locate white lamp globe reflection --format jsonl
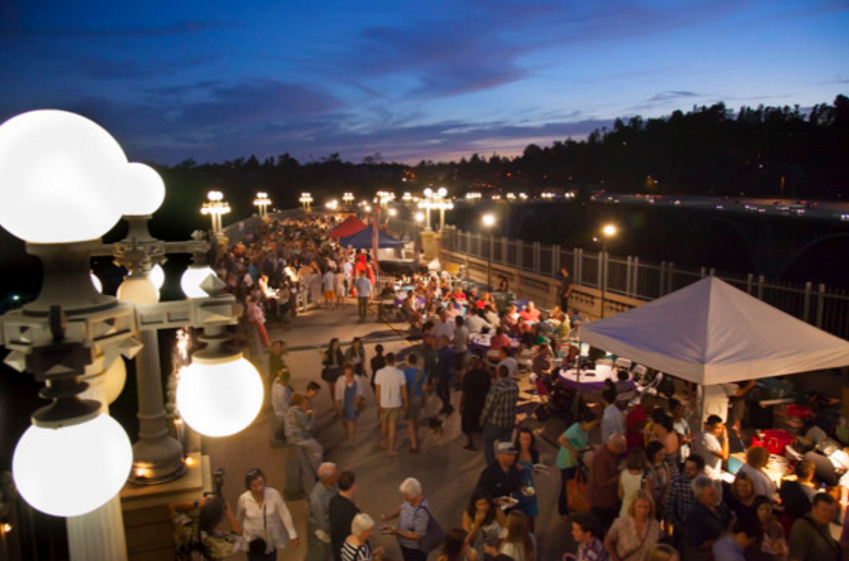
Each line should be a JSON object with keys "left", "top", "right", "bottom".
{"left": 90, "top": 272, "right": 103, "bottom": 294}
{"left": 180, "top": 266, "right": 217, "bottom": 299}
{"left": 149, "top": 263, "right": 165, "bottom": 290}
{"left": 0, "top": 110, "right": 128, "bottom": 243}
{"left": 12, "top": 414, "right": 132, "bottom": 517}
{"left": 117, "top": 276, "right": 159, "bottom": 305}
{"left": 176, "top": 356, "right": 263, "bottom": 437}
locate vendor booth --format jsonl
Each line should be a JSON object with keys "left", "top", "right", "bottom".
{"left": 579, "top": 276, "right": 849, "bottom": 388}
{"left": 580, "top": 276, "right": 849, "bottom": 488}
{"left": 328, "top": 216, "right": 367, "bottom": 239}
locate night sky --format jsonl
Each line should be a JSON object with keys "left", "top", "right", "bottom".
{"left": 1, "top": 0, "right": 847, "bottom": 165}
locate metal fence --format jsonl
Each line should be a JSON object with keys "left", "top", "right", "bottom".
{"left": 396, "top": 220, "right": 849, "bottom": 340}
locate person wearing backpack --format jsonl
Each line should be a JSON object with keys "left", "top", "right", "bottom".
{"left": 382, "top": 477, "right": 444, "bottom": 561}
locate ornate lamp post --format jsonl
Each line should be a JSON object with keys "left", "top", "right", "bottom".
{"left": 342, "top": 192, "right": 354, "bottom": 208}
{"left": 201, "top": 190, "right": 230, "bottom": 234}
{"left": 253, "top": 192, "right": 271, "bottom": 219}
{"left": 0, "top": 110, "right": 263, "bottom": 560}
{"left": 482, "top": 213, "right": 497, "bottom": 289}
{"left": 299, "top": 192, "right": 313, "bottom": 213}
{"left": 598, "top": 223, "right": 618, "bottom": 319}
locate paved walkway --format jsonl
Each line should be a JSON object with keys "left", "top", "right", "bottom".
{"left": 203, "top": 301, "right": 576, "bottom": 561}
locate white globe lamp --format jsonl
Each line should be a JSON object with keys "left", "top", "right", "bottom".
{"left": 12, "top": 413, "right": 132, "bottom": 517}
{"left": 180, "top": 266, "right": 217, "bottom": 299}
{"left": 117, "top": 276, "right": 159, "bottom": 305}
{"left": 0, "top": 110, "right": 128, "bottom": 243}
{"left": 121, "top": 162, "right": 165, "bottom": 216}
{"left": 177, "top": 352, "right": 263, "bottom": 437}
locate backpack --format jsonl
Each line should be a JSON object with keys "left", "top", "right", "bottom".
{"left": 415, "top": 504, "right": 446, "bottom": 554}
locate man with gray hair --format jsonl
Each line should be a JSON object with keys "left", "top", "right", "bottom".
{"left": 685, "top": 474, "right": 732, "bottom": 561}
{"left": 587, "top": 433, "right": 626, "bottom": 533}
{"left": 307, "top": 462, "right": 339, "bottom": 561}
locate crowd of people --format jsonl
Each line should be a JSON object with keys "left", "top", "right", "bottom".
{"left": 168, "top": 215, "right": 849, "bottom": 561}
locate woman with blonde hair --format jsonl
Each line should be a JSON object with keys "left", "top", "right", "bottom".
{"left": 738, "top": 445, "right": 777, "bottom": 500}
{"left": 605, "top": 490, "right": 661, "bottom": 561}
{"left": 724, "top": 470, "right": 759, "bottom": 521}
{"left": 485, "top": 511, "right": 536, "bottom": 561}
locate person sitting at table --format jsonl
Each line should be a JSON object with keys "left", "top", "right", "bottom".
{"left": 401, "top": 292, "right": 423, "bottom": 330}
{"left": 531, "top": 343, "right": 553, "bottom": 398}
{"left": 536, "top": 312, "right": 553, "bottom": 338}
{"left": 501, "top": 305, "right": 519, "bottom": 333}
{"left": 553, "top": 312, "right": 571, "bottom": 345}
{"left": 483, "top": 304, "right": 501, "bottom": 327}
{"left": 489, "top": 328, "right": 512, "bottom": 357}
{"left": 514, "top": 316, "right": 531, "bottom": 337}
{"left": 519, "top": 301, "right": 541, "bottom": 322}
{"left": 466, "top": 309, "right": 493, "bottom": 335}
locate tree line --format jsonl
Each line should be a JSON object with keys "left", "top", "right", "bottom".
{"left": 155, "top": 95, "right": 849, "bottom": 223}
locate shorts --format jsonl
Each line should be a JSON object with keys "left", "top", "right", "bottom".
{"left": 729, "top": 398, "right": 746, "bottom": 424}
{"left": 406, "top": 395, "right": 424, "bottom": 421}
{"left": 324, "top": 290, "right": 335, "bottom": 300}
{"left": 380, "top": 406, "right": 401, "bottom": 425}
{"left": 454, "top": 352, "right": 467, "bottom": 371}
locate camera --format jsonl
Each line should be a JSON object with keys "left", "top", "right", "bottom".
{"left": 204, "top": 468, "right": 225, "bottom": 498}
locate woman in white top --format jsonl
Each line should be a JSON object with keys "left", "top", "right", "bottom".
{"left": 738, "top": 445, "right": 777, "bottom": 500}
{"left": 237, "top": 468, "right": 299, "bottom": 561}
{"left": 619, "top": 448, "right": 651, "bottom": 518}
{"left": 485, "top": 511, "right": 536, "bottom": 561}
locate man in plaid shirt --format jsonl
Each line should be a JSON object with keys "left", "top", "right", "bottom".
{"left": 665, "top": 454, "right": 705, "bottom": 551}
{"left": 480, "top": 364, "right": 519, "bottom": 465}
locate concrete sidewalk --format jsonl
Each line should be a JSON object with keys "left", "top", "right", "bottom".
{"left": 204, "top": 301, "right": 575, "bottom": 561}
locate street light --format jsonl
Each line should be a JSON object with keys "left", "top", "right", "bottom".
{"left": 599, "top": 223, "right": 618, "bottom": 319}
{"left": 299, "top": 192, "right": 313, "bottom": 212}
{"left": 418, "top": 187, "right": 453, "bottom": 232}
{"left": 342, "top": 192, "right": 354, "bottom": 207}
{"left": 253, "top": 192, "right": 271, "bottom": 219}
{"left": 482, "top": 213, "right": 497, "bottom": 289}
{"left": 201, "top": 190, "right": 230, "bottom": 234}
{"left": 0, "top": 110, "right": 262, "bottom": 558}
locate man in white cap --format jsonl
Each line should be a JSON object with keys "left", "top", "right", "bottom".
{"left": 476, "top": 441, "right": 521, "bottom": 501}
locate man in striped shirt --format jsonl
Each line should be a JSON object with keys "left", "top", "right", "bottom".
{"left": 479, "top": 364, "right": 519, "bottom": 466}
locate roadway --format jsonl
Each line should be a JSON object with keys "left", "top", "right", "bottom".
{"left": 204, "top": 301, "right": 577, "bottom": 561}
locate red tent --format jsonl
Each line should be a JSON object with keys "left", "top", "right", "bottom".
{"left": 328, "top": 216, "right": 367, "bottom": 239}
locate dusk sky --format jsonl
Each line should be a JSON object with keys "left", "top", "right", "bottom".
{"left": 1, "top": 0, "right": 847, "bottom": 166}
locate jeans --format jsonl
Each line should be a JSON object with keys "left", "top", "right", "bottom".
{"left": 482, "top": 424, "right": 513, "bottom": 465}
{"left": 357, "top": 297, "right": 369, "bottom": 320}
{"left": 559, "top": 466, "right": 577, "bottom": 515}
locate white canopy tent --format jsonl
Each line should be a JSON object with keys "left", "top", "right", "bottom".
{"left": 580, "top": 276, "right": 849, "bottom": 386}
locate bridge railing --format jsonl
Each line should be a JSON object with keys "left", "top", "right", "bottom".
{"left": 406, "top": 221, "right": 849, "bottom": 340}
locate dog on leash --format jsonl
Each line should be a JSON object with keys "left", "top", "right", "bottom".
{"left": 424, "top": 416, "right": 445, "bottom": 447}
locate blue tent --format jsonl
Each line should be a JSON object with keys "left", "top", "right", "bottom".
{"left": 339, "top": 228, "right": 405, "bottom": 249}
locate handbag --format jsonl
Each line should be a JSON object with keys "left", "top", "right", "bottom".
{"left": 414, "top": 504, "right": 446, "bottom": 554}
{"left": 566, "top": 467, "right": 590, "bottom": 513}
{"left": 355, "top": 396, "right": 367, "bottom": 412}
